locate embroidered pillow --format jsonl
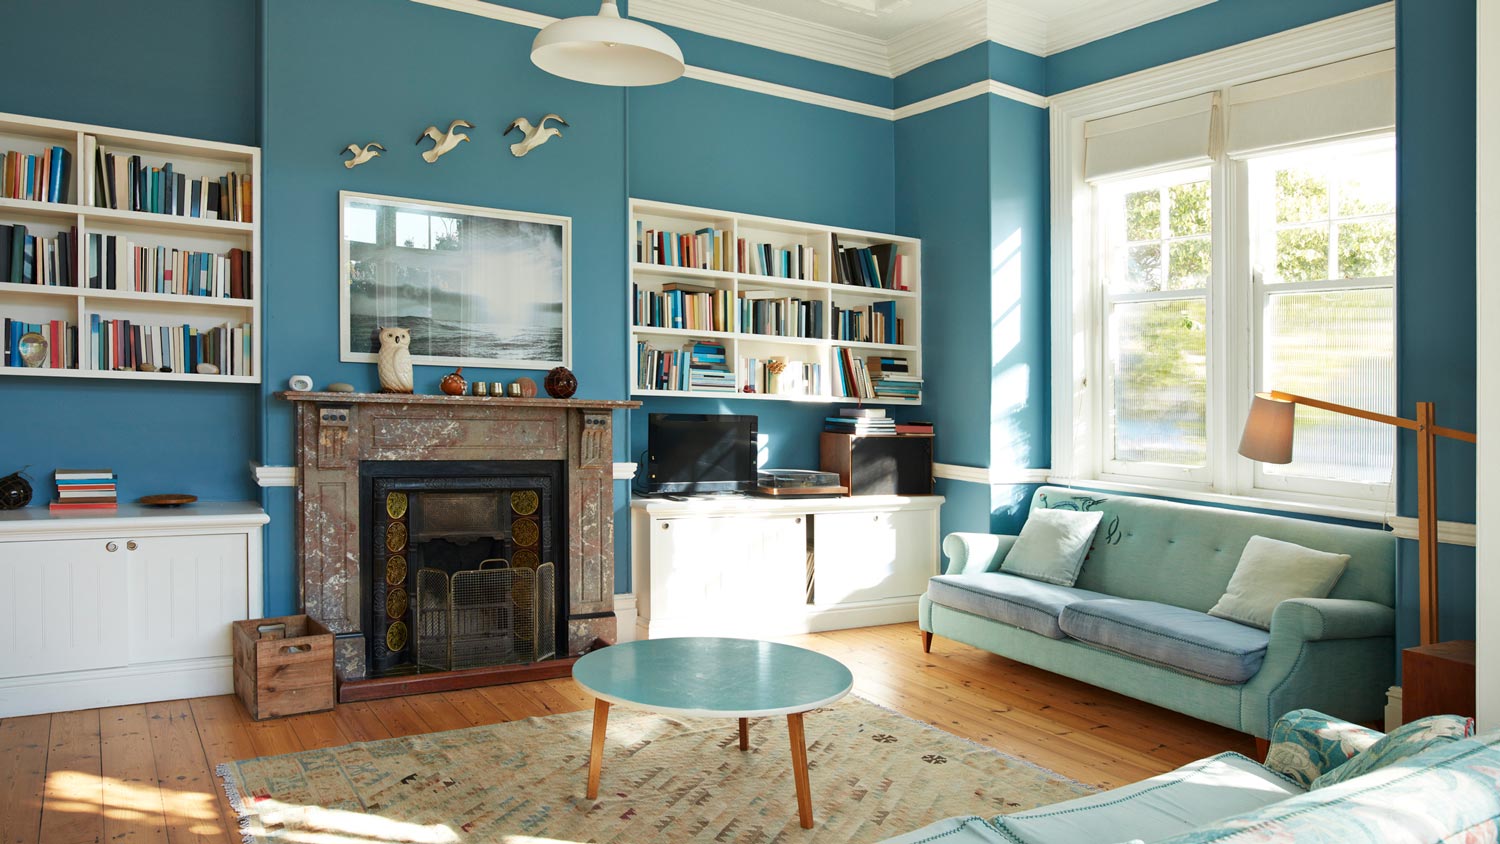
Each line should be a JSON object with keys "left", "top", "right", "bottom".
{"left": 1208, "top": 536, "right": 1348, "bottom": 630}
{"left": 999, "top": 508, "right": 1103, "bottom": 587}
{"left": 1310, "top": 714, "right": 1476, "bottom": 789}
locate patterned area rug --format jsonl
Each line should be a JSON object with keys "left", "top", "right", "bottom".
{"left": 218, "top": 696, "right": 1092, "bottom": 843}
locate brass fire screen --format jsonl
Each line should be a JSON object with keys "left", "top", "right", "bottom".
{"left": 414, "top": 562, "right": 557, "bottom": 671}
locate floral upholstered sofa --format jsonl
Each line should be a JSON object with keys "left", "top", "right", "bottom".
{"left": 880, "top": 709, "right": 1496, "bottom": 844}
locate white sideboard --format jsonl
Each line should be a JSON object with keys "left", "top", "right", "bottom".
{"left": 630, "top": 494, "right": 943, "bottom": 639}
{"left": 0, "top": 502, "right": 267, "bottom": 717}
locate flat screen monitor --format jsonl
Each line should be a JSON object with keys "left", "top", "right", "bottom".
{"left": 647, "top": 413, "right": 758, "bottom": 494}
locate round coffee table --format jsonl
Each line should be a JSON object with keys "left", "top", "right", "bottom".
{"left": 572, "top": 637, "right": 854, "bottom": 828}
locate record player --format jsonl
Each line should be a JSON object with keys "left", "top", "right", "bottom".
{"left": 753, "top": 469, "right": 847, "bottom": 497}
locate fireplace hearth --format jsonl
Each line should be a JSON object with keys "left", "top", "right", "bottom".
{"left": 281, "top": 391, "right": 639, "bottom": 690}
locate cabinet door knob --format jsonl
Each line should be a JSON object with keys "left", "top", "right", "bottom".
{"left": 106, "top": 542, "right": 118, "bottom": 553}
{"left": 795, "top": 517, "right": 801, "bottom": 524}
{"left": 661, "top": 523, "right": 669, "bottom": 530}
{"left": 126, "top": 541, "right": 138, "bottom": 551}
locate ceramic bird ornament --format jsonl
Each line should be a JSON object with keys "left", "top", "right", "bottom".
{"left": 341, "top": 142, "right": 385, "bottom": 168}
{"left": 415, "top": 119, "right": 473, "bottom": 163}
{"left": 376, "top": 327, "right": 414, "bottom": 394}
{"left": 504, "top": 114, "right": 568, "bottom": 158}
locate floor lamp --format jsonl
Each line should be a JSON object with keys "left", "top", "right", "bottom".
{"left": 1239, "top": 391, "right": 1477, "bottom": 646}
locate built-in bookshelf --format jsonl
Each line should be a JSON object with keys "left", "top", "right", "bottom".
{"left": 628, "top": 199, "right": 922, "bottom": 405}
{"left": 0, "top": 112, "right": 260, "bottom": 384}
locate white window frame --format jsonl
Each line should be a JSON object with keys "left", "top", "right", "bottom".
{"left": 1048, "top": 3, "right": 1396, "bottom": 521}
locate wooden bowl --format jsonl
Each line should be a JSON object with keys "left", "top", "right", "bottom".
{"left": 139, "top": 494, "right": 198, "bottom": 507}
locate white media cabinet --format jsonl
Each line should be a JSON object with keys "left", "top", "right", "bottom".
{"left": 0, "top": 502, "right": 267, "bottom": 717}
{"left": 629, "top": 494, "right": 943, "bottom": 639}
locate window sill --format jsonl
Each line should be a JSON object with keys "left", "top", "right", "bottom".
{"left": 1044, "top": 475, "right": 1388, "bottom": 525}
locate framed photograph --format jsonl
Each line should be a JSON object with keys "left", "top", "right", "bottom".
{"left": 340, "top": 191, "right": 570, "bottom": 369}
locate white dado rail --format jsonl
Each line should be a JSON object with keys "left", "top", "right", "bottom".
{"left": 251, "top": 461, "right": 639, "bottom": 486}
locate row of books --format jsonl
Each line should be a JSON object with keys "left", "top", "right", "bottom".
{"left": 91, "top": 316, "right": 253, "bottom": 377}
{"left": 51, "top": 468, "right": 116, "bottom": 512}
{"left": 740, "top": 292, "right": 824, "bottom": 339}
{"left": 89, "top": 139, "right": 252, "bottom": 223}
{"left": 742, "top": 357, "right": 822, "bottom": 397}
{"left": 830, "top": 238, "right": 908, "bottom": 290}
{"left": 86, "top": 234, "right": 252, "bottom": 299}
{"left": 3, "top": 146, "right": 71, "bottom": 203}
{"left": 832, "top": 301, "right": 904, "bottom": 345}
{"left": 3, "top": 318, "right": 76, "bottom": 368}
{"left": 741, "top": 242, "right": 821, "bottom": 281}
{"left": 632, "top": 282, "right": 731, "bottom": 332}
{"left": 833, "top": 348, "right": 922, "bottom": 401}
{"left": 0, "top": 224, "right": 74, "bottom": 287}
{"left": 635, "top": 224, "right": 732, "bottom": 271}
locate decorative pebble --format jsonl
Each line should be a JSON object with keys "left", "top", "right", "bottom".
{"left": 327, "top": 382, "right": 356, "bottom": 393}
{"left": 197, "top": 363, "right": 221, "bottom": 375}
{"left": 160, "top": 367, "right": 173, "bottom": 373}
{"left": 137, "top": 363, "right": 158, "bottom": 373}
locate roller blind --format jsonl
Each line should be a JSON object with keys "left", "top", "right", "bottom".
{"left": 1226, "top": 50, "right": 1395, "bottom": 156}
{"left": 1084, "top": 93, "right": 1217, "bottom": 182}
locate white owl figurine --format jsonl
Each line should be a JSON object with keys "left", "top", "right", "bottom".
{"left": 376, "top": 327, "right": 414, "bottom": 394}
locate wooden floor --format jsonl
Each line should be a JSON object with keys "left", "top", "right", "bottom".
{"left": 0, "top": 622, "right": 1253, "bottom": 844}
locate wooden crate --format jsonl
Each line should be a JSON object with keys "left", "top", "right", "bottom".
{"left": 232, "top": 614, "right": 336, "bottom": 720}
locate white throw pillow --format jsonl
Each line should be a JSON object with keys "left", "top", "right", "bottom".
{"left": 1208, "top": 535, "right": 1349, "bottom": 630}
{"left": 999, "top": 508, "right": 1103, "bottom": 587}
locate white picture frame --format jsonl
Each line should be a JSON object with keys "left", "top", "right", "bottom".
{"left": 339, "top": 190, "right": 571, "bottom": 370}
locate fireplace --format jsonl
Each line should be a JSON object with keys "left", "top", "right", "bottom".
{"left": 360, "top": 460, "right": 566, "bottom": 677}
{"left": 281, "top": 391, "right": 639, "bottom": 692}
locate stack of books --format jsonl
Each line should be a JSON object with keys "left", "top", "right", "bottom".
{"left": 51, "top": 469, "right": 117, "bottom": 511}
{"left": 825, "top": 408, "right": 896, "bottom": 435}
{"left": 869, "top": 356, "right": 923, "bottom": 401}
{"left": 4, "top": 146, "right": 71, "bottom": 203}
{"left": 688, "top": 340, "right": 736, "bottom": 393}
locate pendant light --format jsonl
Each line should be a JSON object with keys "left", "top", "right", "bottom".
{"left": 531, "top": 1, "right": 684, "bottom": 87}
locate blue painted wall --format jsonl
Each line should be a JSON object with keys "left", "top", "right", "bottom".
{"left": 1394, "top": 0, "right": 1477, "bottom": 650}
{"left": 0, "top": 0, "right": 260, "bottom": 506}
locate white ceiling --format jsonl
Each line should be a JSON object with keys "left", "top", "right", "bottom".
{"left": 629, "top": 0, "right": 1218, "bottom": 77}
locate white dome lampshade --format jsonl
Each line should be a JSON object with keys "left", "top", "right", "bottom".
{"left": 531, "top": 1, "right": 684, "bottom": 87}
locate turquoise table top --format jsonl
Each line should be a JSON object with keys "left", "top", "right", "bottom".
{"left": 572, "top": 637, "right": 854, "bottom": 718}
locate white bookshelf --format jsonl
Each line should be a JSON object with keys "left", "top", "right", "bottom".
{"left": 628, "top": 199, "right": 922, "bottom": 405}
{"left": 0, "top": 111, "right": 260, "bottom": 384}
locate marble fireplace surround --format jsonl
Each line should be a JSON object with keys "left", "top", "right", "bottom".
{"left": 281, "top": 392, "right": 639, "bottom": 681}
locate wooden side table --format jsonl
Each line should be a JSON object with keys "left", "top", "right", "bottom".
{"left": 1401, "top": 640, "right": 1476, "bottom": 723}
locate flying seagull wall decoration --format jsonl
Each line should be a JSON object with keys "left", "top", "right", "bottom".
{"left": 340, "top": 142, "right": 385, "bottom": 168}
{"left": 504, "top": 114, "right": 568, "bottom": 158}
{"left": 415, "top": 119, "right": 473, "bottom": 163}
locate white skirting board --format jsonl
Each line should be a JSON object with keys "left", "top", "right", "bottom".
{"left": 1386, "top": 685, "right": 1403, "bottom": 732}
{"left": 0, "top": 657, "right": 232, "bottom": 719}
{"left": 614, "top": 593, "right": 638, "bottom": 643}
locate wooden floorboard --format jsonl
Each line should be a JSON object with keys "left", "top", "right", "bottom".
{"left": 0, "top": 623, "right": 1253, "bottom": 839}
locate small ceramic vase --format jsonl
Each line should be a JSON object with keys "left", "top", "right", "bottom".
{"left": 471, "top": 381, "right": 489, "bottom": 397}
{"left": 440, "top": 367, "right": 467, "bottom": 396}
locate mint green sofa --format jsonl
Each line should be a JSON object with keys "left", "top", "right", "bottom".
{"left": 920, "top": 487, "right": 1396, "bottom": 739}
{"left": 881, "top": 709, "right": 1499, "bottom": 844}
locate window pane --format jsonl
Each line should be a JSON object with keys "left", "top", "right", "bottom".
{"left": 1276, "top": 168, "right": 1329, "bottom": 224}
{"left": 1276, "top": 225, "right": 1330, "bottom": 283}
{"left": 1337, "top": 219, "right": 1396, "bottom": 279}
{"left": 1111, "top": 298, "right": 1208, "bottom": 466}
{"left": 1168, "top": 237, "right": 1211, "bottom": 290}
{"left": 1125, "top": 189, "right": 1161, "bottom": 241}
{"left": 1263, "top": 288, "right": 1394, "bottom": 484}
{"left": 1337, "top": 150, "right": 1396, "bottom": 217}
{"left": 395, "top": 211, "right": 431, "bottom": 249}
{"left": 1124, "top": 243, "right": 1162, "bottom": 292}
{"left": 1169, "top": 180, "right": 1211, "bottom": 237}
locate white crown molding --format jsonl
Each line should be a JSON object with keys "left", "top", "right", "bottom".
{"left": 631, "top": 0, "right": 893, "bottom": 77}
{"left": 409, "top": 0, "right": 556, "bottom": 28}
{"left": 887, "top": 2, "right": 991, "bottom": 77}
{"left": 251, "top": 462, "right": 297, "bottom": 488}
{"left": 933, "top": 462, "right": 1051, "bottom": 485}
{"left": 1043, "top": 0, "right": 1217, "bottom": 56}
{"left": 681, "top": 65, "right": 894, "bottom": 118}
{"left": 1385, "top": 517, "right": 1477, "bottom": 547}
{"left": 984, "top": 0, "right": 1050, "bottom": 57}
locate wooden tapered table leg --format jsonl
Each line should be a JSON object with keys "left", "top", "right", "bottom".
{"left": 586, "top": 698, "right": 610, "bottom": 799}
{"left": 738, "top": 717, "right": 749, "bottom": 751}
{"left": 786, "top": 711, "right": 813, "bottom": 829}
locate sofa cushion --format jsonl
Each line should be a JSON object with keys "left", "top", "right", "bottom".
{"left": 1000, "top": 508, "right": 1104, "bottom": 586}
{"left": 989, "top": 752, "right": 1302, "bottom": 844}
{"left": 1310, "top": 713, "right": 1475, "bottom": 789}
{"left": 1208, "top": 536, "right": 1349, "bottom": 630}
{"left": 1059, "top": 598, "right": 1270, "bottom": 684}
{"left": 929, "top": 573, "right": 1111, "bottom": 640}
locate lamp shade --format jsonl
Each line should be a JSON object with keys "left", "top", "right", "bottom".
{"left": 531, "top": 1, "right": 684, "bottom": 87}
{"left": 1239, "top": 392, "right": 1296, "bottom": 464}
